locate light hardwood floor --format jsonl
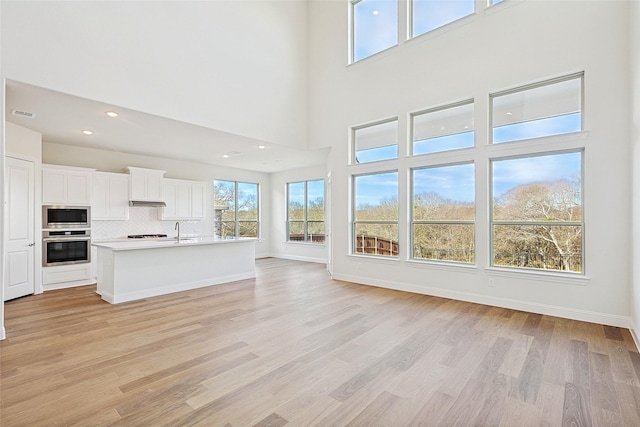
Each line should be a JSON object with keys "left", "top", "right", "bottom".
{"left": 1, "top": 258, "right": 639, "bottom": 426}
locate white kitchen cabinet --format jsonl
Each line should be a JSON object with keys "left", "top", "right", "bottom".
{"left": 42, "top": 164, "right": 94, "bottom": 205}
{"left": 42, "top": 263, "right": 94, "bottom": 290}
{"left": 160, "top": 178, "right": 206, "bottom": 220}
{"left": 126, "top": 167, "right": 165, "bottom": 202}
{"left": 93, "top": 172, "right": 130, "bottom": 220}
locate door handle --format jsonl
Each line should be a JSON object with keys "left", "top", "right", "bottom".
{"left": 28, "top": 243, "right": 36, "bottom": 247}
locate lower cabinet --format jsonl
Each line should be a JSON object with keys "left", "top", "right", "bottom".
{"left": 42, "top": 263, "right": 95, "bottom": 290}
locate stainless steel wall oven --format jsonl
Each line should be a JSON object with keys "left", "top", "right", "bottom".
{"left": 42, "top": 229, "right": 91, "bottom": 266}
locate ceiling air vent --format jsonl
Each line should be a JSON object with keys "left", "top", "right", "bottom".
{"left": 11, "top": 109, "right": 36, "bottom": 119}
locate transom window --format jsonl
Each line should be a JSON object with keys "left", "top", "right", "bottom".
{"left": 491, "top": 151, "right": 583, "bottom": 272}
{"left": 353, "top": 171, "right": 399, "bottom": 257}
{"left": 351, "top": 0, "right": 398, "bottom": 62}
{"left": 353, "top": 119, "right": 398, "bottom": 164}
{"left": 412, "top": 100, "right": 474, "bottom": 155}
{"left": 287, "top": 180, "right": 325, "bottom": 243}
{"left": 411, "top": 0, "right": 475, "bottom": 39}
{"left": 491, "top": 74, "right": 583, "bottom": 144}
{"left": 213, "top": 180, "right": 259, "bottom": 239}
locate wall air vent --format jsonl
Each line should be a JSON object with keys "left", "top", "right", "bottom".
{"left": 11, "top": 109, "right": 36, "bottom": 119}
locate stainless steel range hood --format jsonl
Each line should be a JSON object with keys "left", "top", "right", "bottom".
{"left": 129, "top": 200, "right": 167, "bottom": 207}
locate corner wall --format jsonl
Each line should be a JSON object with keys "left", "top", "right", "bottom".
{"left": 270, "top": 165, "right": 328, "bottom": 263}
{"left": 630, "top": 0, "right": 640, "bottom": 344}
{"left": 308, "top": 0, "right": 632, "bottom": 327}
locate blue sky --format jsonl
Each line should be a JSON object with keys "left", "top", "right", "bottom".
{"left": 355, "top": 116, "right": 582, "bottom": 208}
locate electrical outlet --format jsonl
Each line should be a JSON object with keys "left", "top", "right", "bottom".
{"left": 488, "top": 278, "right": 495, "bottom": 287}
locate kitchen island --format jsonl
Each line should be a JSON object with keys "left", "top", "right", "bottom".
{"left": 92, "top": 237, "right": 256, "bottom": 304}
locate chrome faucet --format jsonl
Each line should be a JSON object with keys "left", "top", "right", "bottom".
{"left": 175, "top": 221, "right": 181, "bottom": 242}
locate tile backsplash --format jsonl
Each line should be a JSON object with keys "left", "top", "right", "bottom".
{"left": 92, "top": 206, "right": 208, "bottom": 239}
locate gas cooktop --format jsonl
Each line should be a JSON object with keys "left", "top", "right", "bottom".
{"left": 127, "top": 234, "right": 168, "bottom": 239}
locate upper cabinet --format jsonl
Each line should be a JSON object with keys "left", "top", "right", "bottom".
{"left": 93, "top": 172, "right": 129, "bottom": 220}
{"left": 160, "top": 178, "right": 206, "bottom": 220}
{"left": 126, "top": 167, "right": 165, "bottom": 202}
{"left": 42, "top": 164, "right": 94, "bottom": 205}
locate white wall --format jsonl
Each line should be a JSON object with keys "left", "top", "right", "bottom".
{"left": 631, "top": 0, "right": 640, "bottom": 343}
{"left": 308, "top": 0, "right": 632, "bottom": 327}
{"left": 1, "top": 1, "right": 308, "bottom": 150}
{"left": 6, "top": 122, "right": 41, "bottom": 160}
{"left": 270, "top": 165, "right": 328, "bottom": 263}
{"left": 1, "top": 0, "right": 5, "bottom": 339}
{"left": 43, "top": 142, "right": 272, "bottom": 258}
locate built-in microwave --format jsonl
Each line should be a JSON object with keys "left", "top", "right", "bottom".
{"left": 43, "top": 205, "right": 91, "bottom": 229}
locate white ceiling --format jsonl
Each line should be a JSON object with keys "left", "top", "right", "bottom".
{"left": 5, "top": 80, "right": 328, "bottom": 174}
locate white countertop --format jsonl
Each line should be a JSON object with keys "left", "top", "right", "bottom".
{"left": 92, "top": 236, "right": 256, "bottom": 251}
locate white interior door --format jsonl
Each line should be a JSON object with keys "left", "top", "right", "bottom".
{"left": 4, "top": 157, "right": 35, "bottom": 301}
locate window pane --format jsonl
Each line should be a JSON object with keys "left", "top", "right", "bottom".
{"left": 353, "top": 0, "right": 398, "bottom": 62}
{"left": 493, "top": 225, "right": 582, "bottom": 272}
{"left": 354, "top": 120, "right": 398, "bottom": 163}
{"left": 413, "top": 102, "right": 474, "bottom": 155}
{"left": 239, "top": 221, "right": 258, "bottom": 238}
{"left": 493, "top": 152, "right": 582, "bottom": 222}
{"left": 288, "top": 182, "right": 305, "bottom": 220}
{"left": 307, "top": 180, "right": 325, "bottom": 220}
{"left": 214, "top": 180, "right": 235, "bottom": 221}
{"left": 413, "top": 163, "right": 475, "bottom": 220}
{"left": 492, "top": 76, "right": 582, "bottom": 143}
{"left": 308, "top": 221, "right": 325, "bottom": 242}
{"left": 238, "top": 182, "right": 258, "bottom": 221}
{"left": 412, "top": 0, "right": 475, "bottom": 38}
{"left": 288, "top": 221, "right": 305, "bottom": 241}
{"left": 413, "top": 224, "right": 475, "bottom": 263}
{"left": 355, "top": 172, "right": 398, "bottom": 221}
{"left": 219, "top": 221, "right": 236, "bottom": 239}
{"left": 354, "top": 223, "right": 399, "bottom": 256}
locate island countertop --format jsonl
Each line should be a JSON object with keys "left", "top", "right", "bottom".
{"left": 92, "top": 236, "right": 256, "bottom": 251}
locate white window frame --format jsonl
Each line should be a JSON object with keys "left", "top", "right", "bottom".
{"left": 286, "top": 179, "right": 326, "bottom": 244}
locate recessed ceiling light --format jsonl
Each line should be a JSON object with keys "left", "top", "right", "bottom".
{"left": 506, "top": 112, "right": 513, "bottom": 116}
{"left": 258, "top": 145, "right": 266, "bottom": 149}
{"left": 222, "top": 154, "right": 230, "bottom": 158}
{"left": 105, "top": 111, "right": 119, "bottom": 118}
{"left": 82, "top": 130, "right": 93, "bottom": 135}
{"left": 373, "top": 10, "right": 379, "bottom": 15}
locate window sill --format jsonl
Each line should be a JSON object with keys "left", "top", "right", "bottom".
{"left": 486, "top": 266, "right": 590, "bottom": 286}
{"left": 406, "top": 259, "right": 478, "bottom": 274}
{"left": 284, "top": 241, "right": 325, "bottom": 247}
{"left": 348, "top": 253, "right": 400, "bottom": 264}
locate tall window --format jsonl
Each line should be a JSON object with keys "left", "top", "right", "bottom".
{"left": 213, "top": 180, "right": 259, "bottom": 239}
{"left": 412, "top": 163, "right": 475, "bottom": 263}
{"left": 351, "top": 0, "right": 398, "bottom": 62}
{"left": 412, "top": 100, "right": 474, "bottom": 155}
{"left": 353, "top": 171, "right": 399, "bottom": 257}
{"left": 287, "top": 179, "right": 325, "bottom": 243}
{"left": 491, "top": 74, "right": 583, "bottom": 144}
{"left": 411, "top": 0, "right": 475, "bottom": 39}
{"left": 353, "top": 119, "right": 398, "bottom": 164}
{"left": 491, "top": 151, "right": 583, "bottom": 273}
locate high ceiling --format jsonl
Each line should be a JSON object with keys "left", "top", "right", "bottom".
{"left": 5, "top": 80, "right": 328, "bottom": 174}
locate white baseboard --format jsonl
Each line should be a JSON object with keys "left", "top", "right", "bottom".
{"left": 1, "top": 326, "right": 5, "bottom": 340}
{"left": 270, "top": 254, "right": 327, "bottom": 264}
{"left": 630, "top": 321, "right": 640, "bottom": 352}
{"left": 332, "top": 272, "right": 634, "bottom": 330}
